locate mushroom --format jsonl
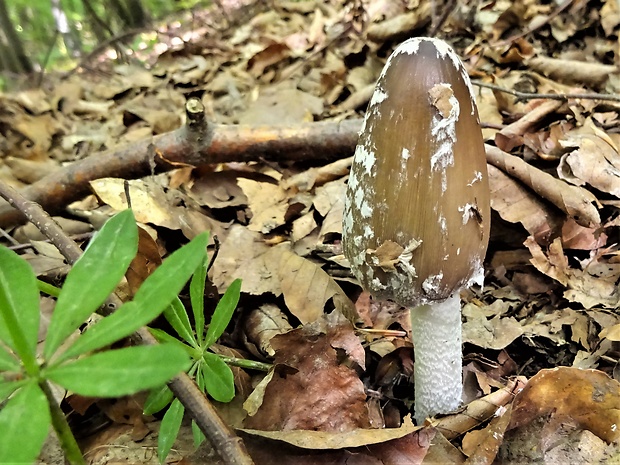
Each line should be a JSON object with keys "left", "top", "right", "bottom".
{"left": 342, "top": 37, "right": 490, "bottom": 423}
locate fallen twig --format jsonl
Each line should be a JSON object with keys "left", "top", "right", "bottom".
{"left": 0, "top": 107, "right": 600, "bottom": 234}
{"left": 0, "top": 100, "right": 359, "bottom": 228}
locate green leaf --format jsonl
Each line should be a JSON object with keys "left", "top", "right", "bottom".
{"left": 143, "top": 384, "right": 174, "bottom": 416}
{"left": 0, "top": 382, "right": 51, "bottom": 464}
{"left": 192, "top": 420, "right": 206, "bottom": 448}
{"left": 149, "top": 328, "right": 196, "bottom": 357}
{"left": 0, "top": 346, "right": 20, "bottom": 371}
{"left": 158, "top": 398, "right": 184, "bottom": 464}
{"left": 57, "top": 232, "right": 209, "bottom": 363}
{"left": 204, "top": 279, "right": 241, "bottom": 348}
{"left": 164, "top": 297, "right": 197, "bottom": 347}
{"left": 44, "top": 210, "right": 138, "bottom": 359}
{"left": 55, "top": 301, "right": 140, "bottom": 363}
{"left": 131, "top": 232, "right": 209, "bottom": 327}
{"left": 195, "top": 361, "right": 206, "bottom": 391}
{"left": 190, "top": 254, "right": 209, "bottom": 344}
{"left": 201, "top": 352, "right": 235, "bottom": 402}
{"left": 0, "top": 246, "right": 40, "bottom": 372}
{"left": 45, "top": 344, "right": 190, "bottom": 397}
{"left": 0, "top": 379, "right": 28, "bottom": 403}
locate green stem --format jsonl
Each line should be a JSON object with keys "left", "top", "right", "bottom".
{"left": 37, "top": 279, "right": 61, "bottom": 297}
{"left": 217, "top": 355, "right": 272, "bottom": 372}
{"left": 40, "top": 381, "right": 86, "bottom": 465}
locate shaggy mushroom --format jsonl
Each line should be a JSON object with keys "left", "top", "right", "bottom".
{"left": 342, "top": 37, "right": 490, "bottom": 423}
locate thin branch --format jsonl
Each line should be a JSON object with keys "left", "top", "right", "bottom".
{"left": 0, "top": 226, "right": 20, "bottom": 246}
{"left": 0, "top": 111, "right": 602, "bottom": 233}
{"left": 428, "top": 0, "right": 457, "bottom": 37}
{"left": 0, "top": 108, "right": 358, "bottom": 229}
{"left": 8, "top": 232, "right": 94, "bottom": 252}
{"left": 472, "top": 81, "right": 620, "bottom": 103}
{"left": 0, "top": 182, "right": 83, "bottom": 263}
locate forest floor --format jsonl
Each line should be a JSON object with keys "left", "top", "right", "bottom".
{"left": 1, "top": 0, "right": 620, "bottom": 464}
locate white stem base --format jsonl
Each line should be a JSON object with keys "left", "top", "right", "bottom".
{"left": 410, "top": 293, "right": 462, "bottom": 424}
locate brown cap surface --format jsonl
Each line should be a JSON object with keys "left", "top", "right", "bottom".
{"left": 342, "top": 38, "right": 490, "bottom": 306}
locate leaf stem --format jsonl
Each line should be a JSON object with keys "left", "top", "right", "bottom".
{"left": 40, "top": 381, "right": 86, "bottom": 465}
{"left": 217, "top": 355, "right": 272, "bottom": 372}
{"left": 37, "top": 279, "right": 61, "bottom": 297}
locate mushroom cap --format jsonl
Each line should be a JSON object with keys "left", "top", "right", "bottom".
{"left": 342, "top": 37, "right": 490, "bottom": 307}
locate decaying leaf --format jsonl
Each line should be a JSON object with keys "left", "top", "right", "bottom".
{"left": 488, "top": 162, "right": 562, "bottom": 245}
{"left": 237, "top": 178, "right": 288, "bottom": 234}
{"left": 243, "top": 304, "right": 293, "bottom": 357}
{"left": 213, "top": 224, "right": 357, "bottom": 323}
{"left": 462, "top": 303, "right": 524, "bottom": 350}
{"left": 486, "top": 145, "right": 601, "bottom": 229}
{"left": 461, "top": 404, "right": 513, "bottom": 464}
{"left": 434, "top": 377, "right": 527, "bottom": 440}
{"left": 314, "top": 178, "right": 347, "bottom": 241}
{"left": 525, "top": 237, "right": 620, "bottom": 309}
{"left": 125, "top": 226, "right": 162, "bottom": 296}
{"left": 558, "top": 124, "right": 620, "bottom": 198}
{"left": 243, "top": 311, "right": 369, "bottom": 432}
{"left": 506, "top": 367, "right": 620, "bottom": 445}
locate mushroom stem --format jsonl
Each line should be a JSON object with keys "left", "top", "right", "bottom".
{"left": 410, "top": 293, "right": 462, "bottom": 424}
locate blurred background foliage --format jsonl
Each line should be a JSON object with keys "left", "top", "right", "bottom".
{"left": 0, "top": 0, "right": 211, "bottom": 89}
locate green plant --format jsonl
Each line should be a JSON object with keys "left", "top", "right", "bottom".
{"left": 0, "top": 209, "right": 210, "bottom": 464}
{"left": 144, "top": 251, "right": 241, "bottom": 463}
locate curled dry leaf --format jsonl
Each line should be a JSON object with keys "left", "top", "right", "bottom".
{"left": 495, "top": 99, "right": 564, "bottom": 152}
{"left": 600, "top": 324, "right": 620, "bottom": 342}
{"left": 366, "top": 7, "right": 432, "bottom": 42}
{"left": 525, "top": 237, "right": 620, "bottom": 309}
{"left": 461, "top": 404, "right": 513, "bottom": 464}
{"left": 314, "top": 178, "right": 346, "bottom": 241}
{"left": 291, "top": 212, "right": 317, "bottom": 244}
{"left": 462, "top": 303, "right": 524, "bottom": 350}
{"left": 237, "top": 86, "right": 324, "bottom": 125}
{"left": 487, "top": 164, "right": 563, "bottom": 244}
{"left": 237, "top": 178, "right": 289, "bottom": 234}
{"left": 558, "top": 129, "right": 620, "bottom": 198}
{"left": 212, "top": 224, "right": 281, "bottom": 295}
{"left": 507, "top": 367, "right": 620, "bottom": 444}
{"left": 187, "top": 170, "right": 249, "bottom": 209}
{"left": 90, "top": 178, "right": 181, "bottom": 229}
{"left": 241, "top": 425, "right": 443, "bottom": 465}
{"left": 560, "top": 218, "right": 607, "bottom": 250}
{"left": 125, "top": 226, "right": 162, "bottom": 296}
{"left": 485, "top": 145, "right": 601, "bottom": 228}
{"left": 242, "top": 415, "right": 418, "bottom": 449}
{"left": 89, "top": 177, "right": 228, "bottom": 241}
{"left": 282, "top": 157, "right": 352, "bottom": 192}
{"left": 243, "top": 304, "right": 292, "bottom": 357}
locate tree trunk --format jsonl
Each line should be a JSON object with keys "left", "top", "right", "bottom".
{"left": 0, "top": 0, "right": 33, "bottom": 74}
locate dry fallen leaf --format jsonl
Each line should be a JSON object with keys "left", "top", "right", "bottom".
{"left": 558, "top": 128, "right": 620, "bottom": 198}
{"left": 212, "top": 225, "right": 356, "bottom": 323}
{"left": 243, "top": 311, "right": 369, "bottom": 432}
{"left": 462, "top": 303, "right": 524, "bottom": 350}
{"left": 237, "top": 178, "right": 288, "bottom": 234}
{"left": 525, "top": 237, "right": 620, "bottom": 309}
{"left": 486, "top": 145, "right": 601, "bottom": 229}
{"left": 504, "top": 367, "right": 620, "bottom": 454}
